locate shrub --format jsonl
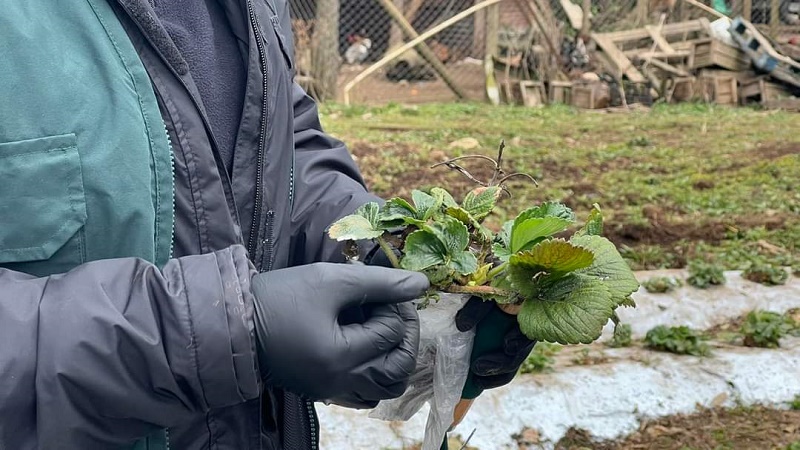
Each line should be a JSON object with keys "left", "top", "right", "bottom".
{"left": 740, "top": 310, "right": 795, "bottom": 348}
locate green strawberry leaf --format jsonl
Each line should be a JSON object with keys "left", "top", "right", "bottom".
{"left": 571, "top": 234, "right": 640, "bottom": 306}
{"left": 462, "top": 186, "right": 501, "bottom": 221}
{"left": 510, "top": 202, "right": 575, "bottom": 252}
{"left": 400, "top": 230, "right": 447, "bottom": 271}
{"left": 449, "top": 250, "right": 479, "bottom": 276}
{"left": 445, "top": 206, "right": 475, "bottom": 226}
{"left": 498, "top": 220, "right": 513, "bottom": 247}
{"left": 509, "top": 239, "right": 595, "bottom": 277}
{"left": 411, "top": 190, "right": 441, "bottom": 220}
{"left": 492, "top": 243, "right": 513, "bottom": 262}
{"left": 427, "top": 216, "right": 470, "bottom": 255}
{"left": 328, "top": 202, "right": 385, "bottom": 241}
{"left": 431, "top": 187, "right": 459, "bottom": 209}
{"left": 574, "top": 203, "right": 603, "bottom": 237}
{"left": 516, "top": 202, "right": 576, "bottom": 223}
{"left": 517, "top": 274, "right": 614, "bottom": 344}
{"left": 510, "top": 217, "right": 573, "bottom": 253}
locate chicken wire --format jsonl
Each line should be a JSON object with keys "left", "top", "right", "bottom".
{"left": 288, "top": 0, "right": 800, "bottom": 105}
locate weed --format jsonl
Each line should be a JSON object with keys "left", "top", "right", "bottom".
{"left": 642, "top": 276, "right": 682, "bottom": 293}
{"left": 787, "top": 442, "right": 800, "bottom": 450}
{"left": 686, "top": 260, "right": 726, "bottom": 289}
{"left": 621, "top": 245, "right": 680, "bottom": 271}
{"left": 571, "top": 348, "right": 609, "bottom": 366}
{"left": 627, "top": 136, "right": 652, "bottom": 147}
{"left": 645, "top": 325, "right": 711, "bottom": 356}
{"left": 741, "top": 311, "right": 796, "bottom": 348}
{"left": 609, "top": 323, "right": 633, "bottom": 348}
{"left": 790, "top": 395, "right": 800, "bottom": 411}
{"left": 743, "top": 262, "right": 789, "bottom": 286}
{"left": 519, "top": 343, "right": 561, "bottom": 374}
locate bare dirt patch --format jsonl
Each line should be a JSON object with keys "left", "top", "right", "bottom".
{"left": 605, "top": 207, "right": 791, "bottom": 248}
{"left": 552, "top": 406, "right": 800, "bottom": 450}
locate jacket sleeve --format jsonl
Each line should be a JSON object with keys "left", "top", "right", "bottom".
{"left": 288, "top": 82, "right": 382, "bottom": 265}
{"left": 0, "top": 245, "right": 260, "bottom": 449}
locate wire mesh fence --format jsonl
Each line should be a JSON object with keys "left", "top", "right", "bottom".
{"left": 288, "top": 0, "right": 800, "bottom": 105}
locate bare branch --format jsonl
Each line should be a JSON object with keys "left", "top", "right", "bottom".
{"left": 436, "top": 161, "right": 489, "bottom": 187}
{"left": 498, "top": 172, "right": 539, "bottom": 187}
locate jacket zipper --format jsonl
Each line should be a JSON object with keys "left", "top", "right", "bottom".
{"left": 306, "top": 399, "right": 319, "bottom": 450}
{"left": 246, "top": 0, "right": 270, "bottom": 264}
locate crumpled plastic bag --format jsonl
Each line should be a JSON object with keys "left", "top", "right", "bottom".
{"left": 369, "top": 293, "right": 475, "bottom": 450}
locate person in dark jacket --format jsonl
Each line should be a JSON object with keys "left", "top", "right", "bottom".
{"left": 0, "top": 1, "right": 534, "bottom": 449}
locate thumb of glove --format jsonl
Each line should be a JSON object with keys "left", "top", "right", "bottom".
{"left": 455, "top": 296, "right": 495, "bottom": 332}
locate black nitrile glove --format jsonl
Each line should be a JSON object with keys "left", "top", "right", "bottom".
{"left": 456, "top": 297, "right": 537, "bottom": 397}
{"left": 252, "top": 263, "right": 429, "bottom": 409}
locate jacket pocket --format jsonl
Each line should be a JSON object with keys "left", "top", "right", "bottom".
{"left": 0, "top": 133, "right": 87, "bottom": 269}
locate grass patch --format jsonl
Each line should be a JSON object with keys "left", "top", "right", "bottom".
{"left": 321, "top": 103, "right": 800, "bottom": 270}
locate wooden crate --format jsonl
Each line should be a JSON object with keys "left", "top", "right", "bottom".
{"left": 696, "top": 72, "right": 738, "bottom": 105}
{"left": 519, "top": 81, "right": 546, "bottom": 107}
{"left": 571, "top": 85, "right": 596, "bottom": 109}
{"left": 548, "top": 81, "right": 572, "bottom": 104}
{"left": 688, "top": 38, "right": 751, "bottom": 72}
{"left": 571, "top": 83, "right": 610, "bottom": 109}
{"left": 739, "top": 77, "right": 792, "bottom": 105}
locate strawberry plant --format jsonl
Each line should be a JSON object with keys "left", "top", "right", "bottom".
{"left": 608, "top": 323, "right": 633, "bottom": 348}
{"left": 686, "top": 260, "right": 726, "bottom": 289}
{"left": 641, "top": 276, "right": 682, "bottom": 293}
{"left": 644, "top": 325, "right": 710, "bottom": 356}
{"left": 740, "top": 310, "right": 796, "bottom": 348}
{"left": 742, "top": 262, "right": 789, "bottom": 286}
{"left": 329, "top": 142, "right": 639, "bottom": 345}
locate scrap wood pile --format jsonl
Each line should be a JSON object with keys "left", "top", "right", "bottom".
{"left": 588, "top": 16, "right": 800, "bottom": 110}
{"left": 499, "top": 10, "right": 800, "bottom": 111}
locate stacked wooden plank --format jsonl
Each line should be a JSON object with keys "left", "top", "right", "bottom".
{"left": 587, "top": 17, "right": 799, "bottom": 109}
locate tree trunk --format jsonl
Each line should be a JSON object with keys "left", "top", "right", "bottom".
{"left": 311, "top": 0, "right": 340, "bottom": 101}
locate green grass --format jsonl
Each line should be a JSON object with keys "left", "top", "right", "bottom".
{"left": 320, "top": 102, "right": 800, "bottom": 270}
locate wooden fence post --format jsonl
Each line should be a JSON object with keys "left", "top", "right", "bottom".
{"left": 311, "top": 0, "right": 340, "bottom": 100}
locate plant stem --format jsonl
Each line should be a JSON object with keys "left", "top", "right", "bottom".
{"left": 445, "top": 284, "right": 512, "bottom": 297}
{"left": 487, "top": 262, "right": 508, "bottom": 280}
{"left": 377, "top": 236, "right": 401, "bottom": 269}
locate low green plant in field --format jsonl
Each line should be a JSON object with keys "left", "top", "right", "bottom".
{"left": 786, "top": 441, "right": 800, "bottom": 450}
{"left": 641, "top": 276, "right": 682, "bottom": 293}
{"left": 620, "top": 245, "right": 680, "bottom": 271}
{"left": 571, "top": 348, "right": 608, "bottom": 366}
{"left": 609, "top": 323, "right": 633, "bottom": 348}
{"left": 740, "top": 310, "right": 795, "bottom": 348}
{"left": 789, "top": 394, "right": 800, "bottom": 411}
{"left": 519, "top": 343, "right": 561, "bottom": 374}
{"left": 645, "top": 325, "right": 710, "bottom": 356}
{"left": 686, "top": 261, "right": 726, "bottom": 289}
{"left": 743, "top": 262, "right": 789, "bottom": 286}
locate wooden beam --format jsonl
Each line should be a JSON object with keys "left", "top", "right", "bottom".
{"left": 770, "top": 0, "right": 779, "bottom": 37}
{"left": 581, "top": 0, "right": 591, "bottom": 36}
{"left": 558, "top": 0, "right": 584, "bottom": 29}
{"left": 743, "top": 0, "right": 752, "bottom": 21}
{"left": 642, "top": 57, "right": 691, "bottom": 76}
{"left": 592, "top": 33, "right": 647, "bottom": 83}
{"left": 599, "top": 19, "right": 708, "bottom": 43}
{"left": 645, "top": 25, "right": 677, "bottom": 54}
{"left": 376, "top": 0, "right": 468, "bottom": 99}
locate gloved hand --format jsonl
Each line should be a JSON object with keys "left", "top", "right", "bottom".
{"left": 252, "top": 263, "right": 429, "bottom": 409}
{"left": 455, "top": 297, "right": 537, "bottom": 397}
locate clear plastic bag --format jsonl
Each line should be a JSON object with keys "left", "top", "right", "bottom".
{"left": 369, "top": 293, "right": 475, "bottom": 450}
